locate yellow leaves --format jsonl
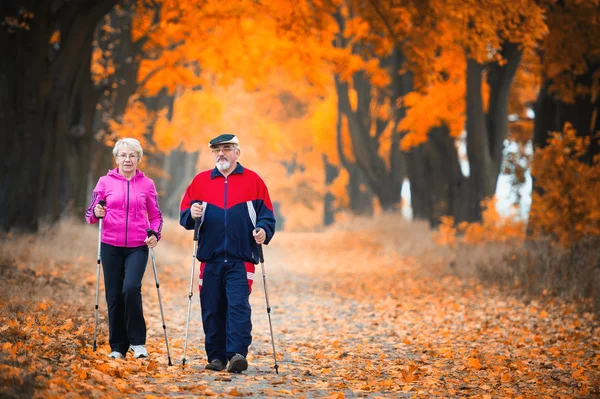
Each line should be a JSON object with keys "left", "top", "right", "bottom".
{"left": 530, "top": 123, "right": 600, "bottom": 247}
{"left": 160, "top": 88, "right": 225, "bottom": 152}
{"left": 75, "top": 368, "right": 88, "bottom": 380}
{"left": 0, "top": 365, "right": 23, "bottom": 384}
{"left": 108, "top": 98, "right": 151, "bottom": 145}
{"left": 401, "top": 364, "right": 419, "bottom": 383}
{"left": 4, "top": 216, "right": 600, "bottom": 398}
{"left": 115, "top": 378, "right": 135, "bottom": 394}
{"left": 49, "top": 30, "right": 60, "bottom": 45}
{"left": 434, "top": 197, "right": 525, "bottom": 247}
{"left": 467, "top": 357, "right": 482, "bottom": 370}
{"left": 434, "top": 216, "right": 457, "bottom": 247}
{"left": 343, "top": 17, "right": 371, "bottom": 41}
{"left": 36, "top": 300, "right": 50, "bottom": 311}
{"left": 224, "top": 386, "right": 246, "bottom": 396}
{"left": 90, "top": 47, "right": 116, "bottom": 85}
{"left": 399, "top": 73, "right": 466, "bottom": 150}
{"left": 138, "top": 57, "right": 203, "bottom": 96}
{"left": 500, "top": 372, "right": 512, "bottom": 384}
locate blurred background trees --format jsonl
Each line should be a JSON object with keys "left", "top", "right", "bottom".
{"left": 2, "top": 0, "right": 599, "bottom": 248}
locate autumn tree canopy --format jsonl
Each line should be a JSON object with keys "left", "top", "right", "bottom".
{"left": 1, "top": 0, "right": 599, "bottom": 240}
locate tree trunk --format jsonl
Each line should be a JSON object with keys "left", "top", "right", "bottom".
{"left": 465, "top": 57, "right": 495, "bottom": 221}
{"left": 65, "top": 48, "right": 104, "bottom": 217}
{"left": 463, "top": 42, "right": 522, "bottom": 222}
{"left": 533, "top": 69, "right": 600, "bottom": 161}
{"left": 0, "top": 0, "right": 118, "bottom": 232}
{"left": 0, "top": 1, "right": 49, "bottom": 232}
{"left": 322, "top": 154, "right": 338, "bottom": 226}
{"left": 487, "top": 41, "right": 522, "bottom": 178}
{"left": 347, "top": 164, "right": 373, "bottom": 216}
{"left": 334, "top": 48, "right": 408, "bottom": 211}
{"left": 406, "top": 146, "right": 432, "bottom": 220}
{"left": 406, "top": 126, "right": 466, "bottom": 226}
{"left": 161, "top": 147, "right": 199, "bottom": 218}
{"left": 39, "top": 2, "right": 118, "bottom": 223}
{"left": 427, "top": 126, "right": 467, "bottom": 226}
{"left": 334, "top": 73, "right": 374, "bottom": 216}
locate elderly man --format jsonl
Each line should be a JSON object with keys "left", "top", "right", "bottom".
{"left": 179, "top": 134, "right": 276, "bottom": 373}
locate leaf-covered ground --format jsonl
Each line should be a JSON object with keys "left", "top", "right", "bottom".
{"left": 1, "top": 216, "right": 599, "bottom": 398}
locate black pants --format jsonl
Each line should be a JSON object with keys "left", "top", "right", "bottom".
{"left": 101, "top": 243, "right": 148, "bottom": 354}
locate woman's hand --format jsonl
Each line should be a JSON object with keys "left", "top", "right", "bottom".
{"left": 94, "top": 203, "right": 106, "bottom": 218}
{"left": 145, "top": 235, "right": 158, "bottom": 248}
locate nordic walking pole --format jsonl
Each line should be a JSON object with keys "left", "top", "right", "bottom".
{"left": 147, "top": 229, "right": 173, "bottom": 366}
{"left": 93, "top": 199, "right": 106, "bottom": 352}
{"left": 255, "top": 229, "right": 279, "bottom": 374}
{"left": 182, "top": 215, "right": 201, "bottom": 366}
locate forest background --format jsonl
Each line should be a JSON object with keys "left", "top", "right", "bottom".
{"left": 1, "top": 0, "right": 600, "bottom": 397}
{"left": 3, "top": 0, "right": 599, "bottom": 297}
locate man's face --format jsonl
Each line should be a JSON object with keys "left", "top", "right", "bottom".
{"left": 211, "top": 144, "right": 239, "bottom": 171}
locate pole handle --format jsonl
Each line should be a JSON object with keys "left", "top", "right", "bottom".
{"left": 146, "top": 229, "right": 158, "bottom": 239}
{"left": 191, "top": 201, "right": 202, "bottom": 241}
{"left": 255, "top": 229, "right": 264, "bottom": 263}
{"left": 97, "top": 200, "right": 106, "bottom": 219}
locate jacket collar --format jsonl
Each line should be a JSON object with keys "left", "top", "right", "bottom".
{"left": 108, "top": 168, "right": 144, "bottom": 181}
{"left": 210, "top": 162, "right": 244, "bottom": 179}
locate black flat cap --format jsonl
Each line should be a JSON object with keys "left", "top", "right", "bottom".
{"left": 208, "top": 133, "right": 239, "bottom": 147}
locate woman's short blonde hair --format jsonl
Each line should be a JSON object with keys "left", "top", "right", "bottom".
{"left": 113, "top": 138, "right": 143, "bottom": 161}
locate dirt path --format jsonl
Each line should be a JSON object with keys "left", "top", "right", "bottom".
{"left": 134, "top": 222, "right": 599, "bottom": 398}
{"left": 1, "top": 218, "right": 599, "bottom": 398}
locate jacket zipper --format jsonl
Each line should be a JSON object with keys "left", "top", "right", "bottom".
{"left": 125, "top": 180, "right": 130, "bottom": 246}
{"left": 224, "top": 177, "right": 228, "bottom": 263}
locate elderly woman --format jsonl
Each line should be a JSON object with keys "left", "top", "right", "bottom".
{"left": 85, "top": 138, "right": 163, "bottom": 359}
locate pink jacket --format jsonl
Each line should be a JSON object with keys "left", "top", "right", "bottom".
{"left": 85, "top": 168, "right": 163, "bottom": 247}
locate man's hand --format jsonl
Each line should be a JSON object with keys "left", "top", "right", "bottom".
{"left": 253, "top": 228, "right": 266, "bottom": 244}
{"left": 191, "top": 203, "right": 204, "bottom": 220}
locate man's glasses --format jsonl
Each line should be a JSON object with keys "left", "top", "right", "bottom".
{"left": 211, "top": 146, "right": 235, "bottom": 154}
{"left": 117, "top": 154, "right": 139, "bottom": 160}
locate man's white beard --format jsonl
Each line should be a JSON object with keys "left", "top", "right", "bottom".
{"left": 216, "top": 160, "right": 231, "bottom": 171}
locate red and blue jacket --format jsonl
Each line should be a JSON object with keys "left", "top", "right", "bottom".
{"left": 179, "top": 163, "right": 276, "bottom": 265}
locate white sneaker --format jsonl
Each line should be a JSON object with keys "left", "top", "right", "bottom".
{"left": 130, "top": 345, "right": 149, "bottom": 358}
{"left": 108, "top": 351, "right": 125, "bottom": 359}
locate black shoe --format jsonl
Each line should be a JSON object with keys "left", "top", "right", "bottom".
{"left": 227, "top": 354, "right": 248, "bottom": 373}
{"left": 205, "top": 359, "right": 226, "bottom": 371}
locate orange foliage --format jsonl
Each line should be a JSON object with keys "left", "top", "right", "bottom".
{"left": 2, "top": 216, "right": 600, "bottom": 397}
{"left": 529, "top": 123, "right": 600, "bottom": 247}
{"left": 435, "top": 197, "right": 526, "bottom": 247}
{"left": 107, "top": 97, "right": 152, "bottom": 147}
{"left": 400, "top": 0, "right": 546, "bottom": 150}
{"left": 541, "top": 0, "right": 600, "bottom": 102}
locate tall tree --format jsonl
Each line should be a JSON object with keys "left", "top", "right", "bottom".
{"left": 0, "top": 0, "right": 118, "bottom": 232}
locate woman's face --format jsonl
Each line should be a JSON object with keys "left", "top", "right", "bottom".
{"left": 115, "top": 145, "right": 140, "bottom": 174}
